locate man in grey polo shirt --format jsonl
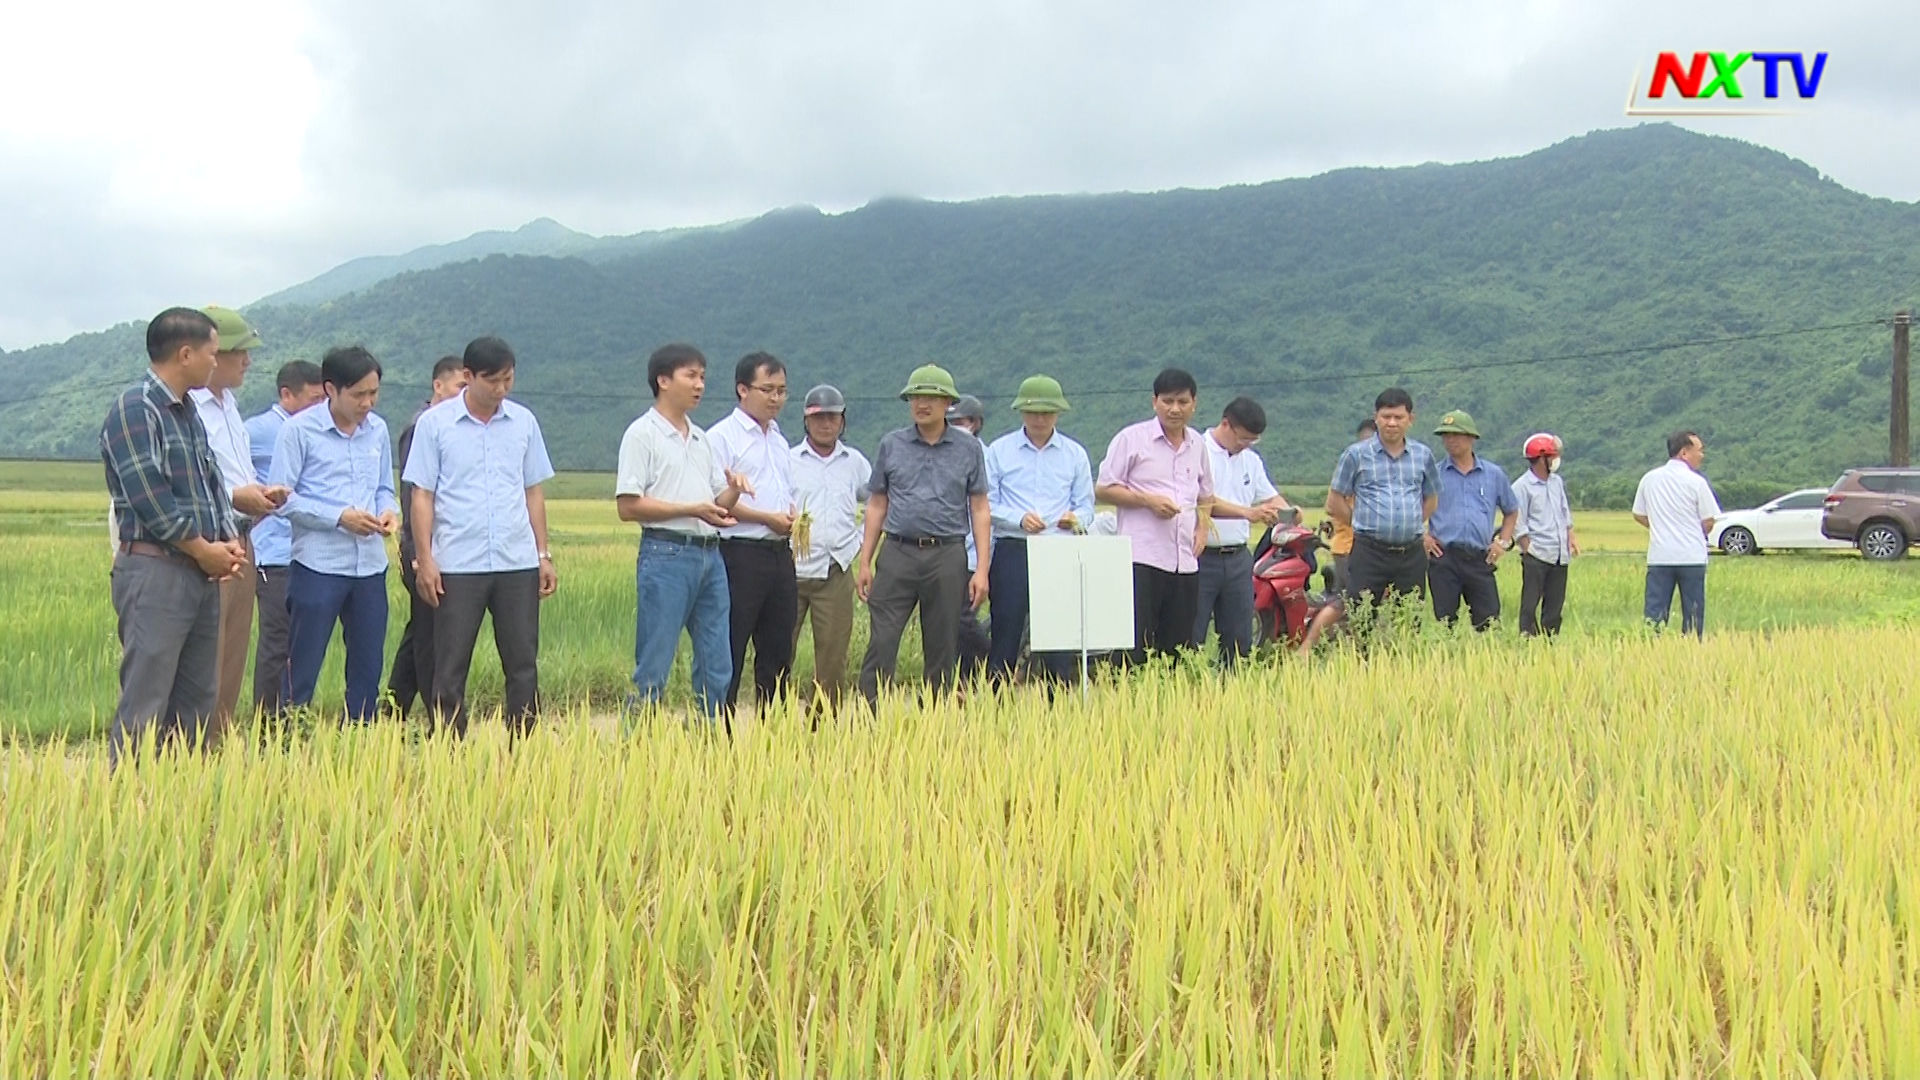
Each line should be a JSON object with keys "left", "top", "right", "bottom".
{"left": 855, "top": 365, "right": 991, "bottom": 705}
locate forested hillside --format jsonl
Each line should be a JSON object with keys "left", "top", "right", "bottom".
{"left": 3, "top": 124, "right": 1914, "bottom": 498}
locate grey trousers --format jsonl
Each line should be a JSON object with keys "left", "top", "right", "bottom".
{"left": 431, "top": 570, "right": 541, "bottom": 735}
{"left": 859, "top": 540, "right": 967, "bottom": 703}
{"left": 253, "top": 564, "right": 292, "bottom": 716}
{"left": 1194, "top": 546, "right": 1255, "bottom": 666}
{"left": 110, "top": 551, "right": 221, "bottom": 765}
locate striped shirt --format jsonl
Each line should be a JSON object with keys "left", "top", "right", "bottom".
{"left": 1329, "top": 434, "right": 1441, "bottom": 546}
{"left": 101, "top": 370, "right": 241, "bottom": 545}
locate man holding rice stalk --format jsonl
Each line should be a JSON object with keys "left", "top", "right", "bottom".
{"left": 710, "top": 352, "right": 800, "bottom": 717}
{"left": 1096, "top": 367, "right": 1215, "bottom": 667}
{"left": 789, "top": 385, "right": 870, "bottom": 712}
{"left": 268, "top": 346, "right": 398, "bottom": 723}
{"left": 615, "top": 344, "right": 755, "bottom": 726}
{"left": 983, "top": 375, "right": 1094, "bottom": 686}
{"left": 855, "top": 364, "right": 992, "bottom": 705}
{"left": 100, "top": 307, "right": 250, "bottom": 764}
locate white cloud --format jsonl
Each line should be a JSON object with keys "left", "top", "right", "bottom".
{"left": 0, "top": 0, "right": 1913, "bottom": 350}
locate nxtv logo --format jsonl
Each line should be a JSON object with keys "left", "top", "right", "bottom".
{"left": 1626, "top": 52, "right": 1827, "bottom": 116}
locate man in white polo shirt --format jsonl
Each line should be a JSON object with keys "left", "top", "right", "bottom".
{"left": 1194, "top": 396, "right": 1289, "bottom": 667}
{"left": 1632, "top": 430, "right": 1720, "bottom": 637}
{"left": 615, "top": 343, "right": 753, "bottom": 725}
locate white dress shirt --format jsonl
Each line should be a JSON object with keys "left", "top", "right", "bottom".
{"left": 708, "top": 407, "right": 796, "bottom": 540}
{"left": 189, "top": 387, "right": 254, "bottom": 509}
{"left": 789, "top": 438, "right": 872, "bottom": 579}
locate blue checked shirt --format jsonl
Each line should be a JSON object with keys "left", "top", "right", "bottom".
{"left": 270, "top": 406, "right": 399, "bottom": 577}
{"left": 101, "top": 371, "right": 241, "bottom": 545}
{"left": 1429, "top": 454, "right": 1518, "bottom": 549}
{"left": 244, "top": 405, "right": 293, "bottom": 566}
{"left": 1329, "top": 434, "right": 1441, "bottom": 546}
{"left": 984, "top": 429, "right": 1095, "bottom": 540}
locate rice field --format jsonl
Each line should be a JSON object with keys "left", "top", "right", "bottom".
{"left": 3, "top": 470, "right": 1920, "bottom": 1074}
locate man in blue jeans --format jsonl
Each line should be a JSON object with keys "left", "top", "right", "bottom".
{"left": 1632, "top": 430, "right": 1720, "bottom": 637}
{"left": 269, "top": 346, "right": 398, "bottom": 720}
{"left": 615, "top": 343, "right": 753, "bottom": 725}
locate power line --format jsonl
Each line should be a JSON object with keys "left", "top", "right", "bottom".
{"left": 0, "top": 317, "right": 1890, "bottom": 413}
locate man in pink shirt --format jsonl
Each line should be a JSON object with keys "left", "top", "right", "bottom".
{"left": 1096, "top": 368, "right": 1215, "bottom": 665}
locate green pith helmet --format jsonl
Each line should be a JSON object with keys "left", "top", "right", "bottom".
{"left": 202, "top": 305, "right": 263, "bottom": 352}
{"left": 1433, "top": 409, "right": 1481, "bottom": 438}
{"left": 1010, "top": 375, "right": 1070, "bottom": 413}
{"left": 898, "top": 364, "right": 959, "bottom": 401}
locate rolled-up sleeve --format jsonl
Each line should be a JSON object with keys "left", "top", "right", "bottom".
{"left": 1511, "top": 480, "right": 1534, "bottom": 541}
{"left": 103, "top": 396, "right": 198, "bottom": 543}
{"left": 402, "top": 415, "right": 441, "bottom": 493}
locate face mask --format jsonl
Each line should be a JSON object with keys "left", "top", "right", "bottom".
{"left": 1549, "top": 456, "right": 1562, "bottom": 475}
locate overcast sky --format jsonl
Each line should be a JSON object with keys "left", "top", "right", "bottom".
{"left": 1, "top": 0, "right": 1911, "bottom": 350}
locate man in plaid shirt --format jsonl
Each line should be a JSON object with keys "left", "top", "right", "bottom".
{"left": 100, "top": 307, "right": 249, "bottom": 764}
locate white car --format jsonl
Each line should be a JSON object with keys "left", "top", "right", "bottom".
{"left": 1709, "top": 488, "right": 1851, "bottom": 555}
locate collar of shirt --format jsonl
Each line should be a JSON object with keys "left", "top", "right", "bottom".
{"left": 715, "top": 407, "right": 793, "bottom": 539}
{"left": 797, "top": 439, "right": 849, "bottom": 463}
{"left": 1442, "top": 454, "right": 1487, "bottom": 476}
{"left": 453, "top": 391, "right": 523, "bottom": 428}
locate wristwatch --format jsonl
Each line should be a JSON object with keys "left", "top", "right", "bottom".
{"left": 538, "top": 550, "right": 553, "bottom": 562}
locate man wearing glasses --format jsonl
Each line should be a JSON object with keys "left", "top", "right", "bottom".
{"left": 709, "top": 352, "right": 799, "bottom": 716}
{"left": 1194, "top": 396, "right": 1289, "bottom": 667}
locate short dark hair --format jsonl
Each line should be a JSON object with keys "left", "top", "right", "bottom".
{"left": 145, "top": 307, "right": 217, "bottom": 363}
{"left": 648, "top": 343, "right": 706, "bottom": 398}
{"left": 430, "top": 355, "right": 464, "bottom": 382}
{"left": 734, "top": 351, "right": 785, "bottom": 399}
{"left": 1373, "top": 387, "right": 1414, "bottom": 414}
{"left": 321, "top": 346, "right": 382, "bottom": 391}
{"left": 275, "top": 360, "right": 323, "bottom": 395}
{"left": 1221, "top": 396, "right": 1266, "bottom": 435}
{"left": 463, "top": 336, "right": 517, "bottom": 377}
{"left": 1356, "top": 418, "right": 1377, "bottom": 436}
{"left": 1667, "top": 430, "right": 1701, "bottom": 458}
{"left": 1152, "top": 368, "right": 1198, "bottom": 399}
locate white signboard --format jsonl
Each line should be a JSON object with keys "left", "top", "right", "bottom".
{"left": 1026, "top": 535, "right": 1136, "bottom": 653}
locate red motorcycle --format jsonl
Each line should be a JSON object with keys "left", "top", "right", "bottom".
{"left": 1252, "top": 515, "right": 1339, "bottom": 648}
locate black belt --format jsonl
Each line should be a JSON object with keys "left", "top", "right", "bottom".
{"left": 1354, "top": 533, "right": 1421, "bottom": 555}
{"left": 1444, "top": 542, "right": 1490, "bottom": 559}
{"left": 117, "top": 540, "right": 197, "bottom": 566}
{"left": 885, "top": 532, "right": 965, "bottom": 548}
{"left": 720, "top": 536, "right": 790, "bottom": 550}
{"left": 644, "top": 529, "right": 721, "bottom": 548}
{"left": 1202, "top": 545, "right": 1245, "bottom": 554}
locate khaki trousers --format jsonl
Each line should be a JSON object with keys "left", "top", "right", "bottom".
{"left": 794, "top": 563, "right": 855, "bottom": 707}
{"left": 212, "top": 538, "right": 256, "bottom": 736}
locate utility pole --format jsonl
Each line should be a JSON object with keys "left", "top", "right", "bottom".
{"left": 1894, "top": 310, "right": 1911, "bottom": 467}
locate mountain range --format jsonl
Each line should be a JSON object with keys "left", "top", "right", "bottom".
{"left": 3, "top": 124, "right": 1915, "bottom": 501}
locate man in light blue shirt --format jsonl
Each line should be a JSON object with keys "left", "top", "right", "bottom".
{"left": 403, "top": 337, "right": 558, "bottom": 735}
{"left": 244, "top": 360, "right": 324, "bottom": 716}
{"left": 269, "top": 347, "right": 397, "bottom": 721}
{"left": 983, "top": 376, "right": 1094, "bottom": 685}
{"left": 1424, "top": 409, "right": 1517, "bottom": 631}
